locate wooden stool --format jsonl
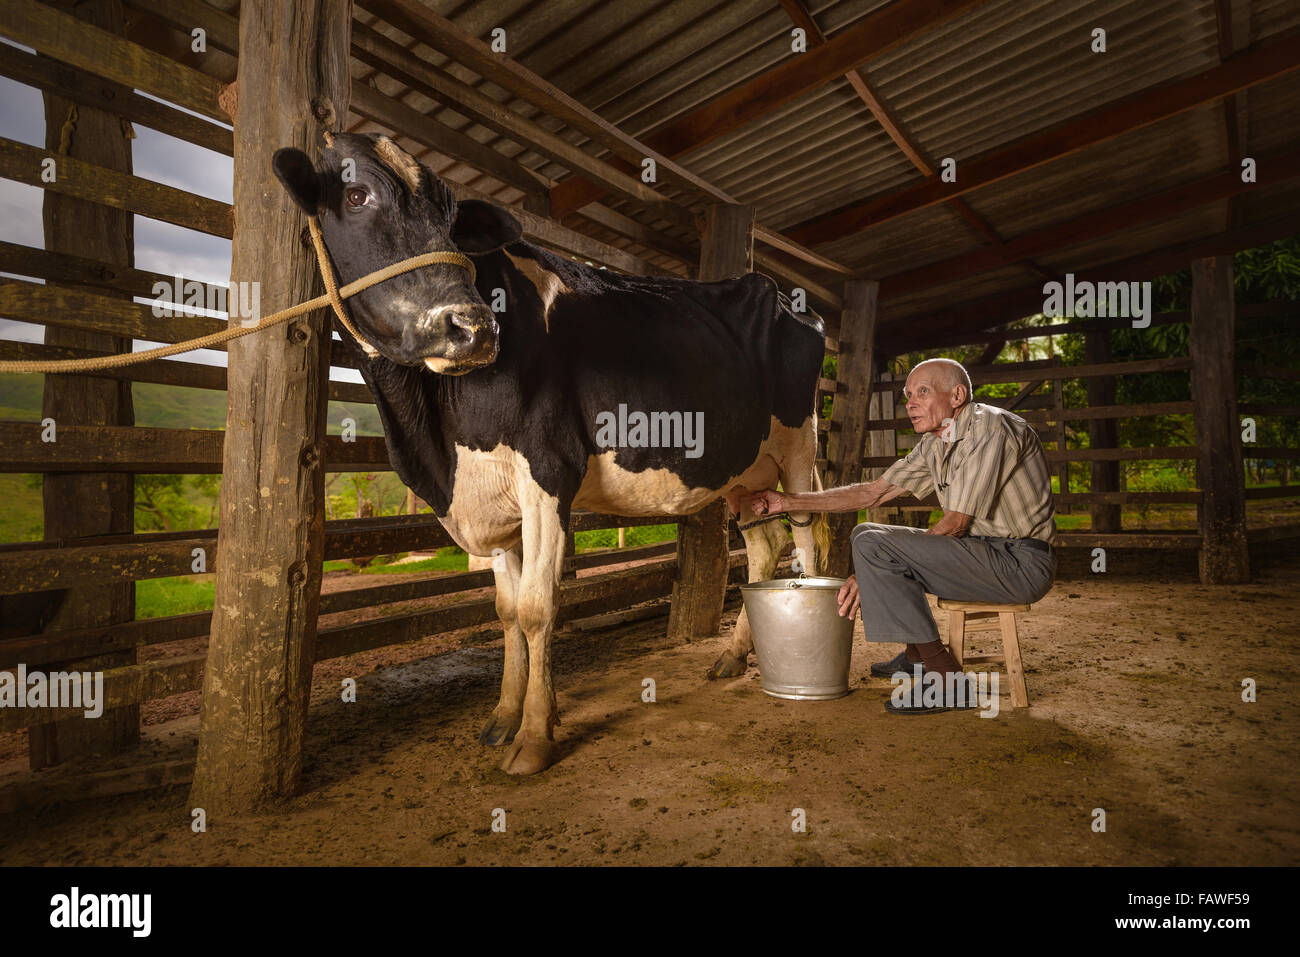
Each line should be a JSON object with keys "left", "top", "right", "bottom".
{"left": 936, "top": 600, "right": 1031, "bottom": 708}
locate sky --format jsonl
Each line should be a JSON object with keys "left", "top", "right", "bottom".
{"left": 0, "top": 37, "right": 362, "bottom": 383}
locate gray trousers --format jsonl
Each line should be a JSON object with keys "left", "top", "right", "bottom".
{"left": 850, "top": 522, "right": 1056, "bottom": 644}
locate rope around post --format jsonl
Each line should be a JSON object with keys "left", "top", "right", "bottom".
{"left": 0, "top": 216, "right": 477, "bottom": 375}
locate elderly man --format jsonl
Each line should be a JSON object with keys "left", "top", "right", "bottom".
{"left": 750, "top": 357, "right": 1056, "bottom": 714}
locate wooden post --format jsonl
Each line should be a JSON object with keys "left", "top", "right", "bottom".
{"left": 562, "top": 531, "right": 577, "bottom": 580}
{"left": 825, "top": 279, "right": 879, "bottom": 577}
{"left": 1190, "top": 256, "right": 1250, "bottom": 584}
{"left": 1086, "top": 329, "right": 1122, "bottom": 532}
{"left": 28, "top": 0, "right": 138, "bottom": 768}
{"left": 1050, "top": 358, "right": 1069, "bottom": 512}
{"left": 190, "top": 0, "right": 351, "bottom": 814}
{"left": 667, "top": 203, "right": 753, "bottom": 640}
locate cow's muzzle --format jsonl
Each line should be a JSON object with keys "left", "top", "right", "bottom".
{"left": 412, "top": 304, "right": 499, "bottom": 374}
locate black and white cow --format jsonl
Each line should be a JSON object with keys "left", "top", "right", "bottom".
{"left": 273, "top": 133, "right": 828, "bottom": 775}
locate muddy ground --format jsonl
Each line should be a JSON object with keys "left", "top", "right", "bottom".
{"left": 0, "top": 548, "right": 1297, "bottom": 866}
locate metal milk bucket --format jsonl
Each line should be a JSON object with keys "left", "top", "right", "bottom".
{"left": 740, "top": 576, "right": 854, "bottom": 700}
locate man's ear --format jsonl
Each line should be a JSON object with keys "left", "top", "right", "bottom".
{"left": 272, "top": 148, "right": 322, "bottom": 213}
{"left": 452, "top": 199, "right": 523, "bottom": 253}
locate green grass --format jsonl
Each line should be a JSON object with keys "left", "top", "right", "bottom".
{"left": 325, "top": 546, "right": 469, "bottom": 575}
{"left": 136, "top": 574, "right": 215, "bottom": 618}
{"left": 576, "top": 523, "right": 677, "bottom": 551}
{"left": 0, "top": 373, "right": 384, "bottom": 433}
{"left": 0, "top": 473, "right": 42, "bottom": 542}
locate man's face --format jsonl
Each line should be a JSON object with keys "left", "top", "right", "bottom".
{"left": 903, "top": 368, "right": 965, "bottom": 435}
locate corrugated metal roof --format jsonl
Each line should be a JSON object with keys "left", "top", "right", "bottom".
{"left": 336, "top": 0, "right": 1300, "bottom": 337}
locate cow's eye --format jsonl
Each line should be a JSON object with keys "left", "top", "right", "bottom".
{"left": 345, "top": 186, "right": 370, "bottom": 209}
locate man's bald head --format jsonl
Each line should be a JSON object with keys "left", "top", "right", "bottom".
{"left": 909, "top": 358, "right": 973, "bottom": 399}
{"left": 903, "top": 358, "right": 974, "bottom": 435}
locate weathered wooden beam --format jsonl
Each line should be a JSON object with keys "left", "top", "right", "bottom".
{"left": 752, "top": 250, "right": 844, "bottom": 312}
{"left": 23, "top": 0, "right": 141, "bottom": 770}
{"left": 349, "top": 19, "right": 694, "bottom": 232}
{"left": 776, "top": 0, "right": 1052, "bottom": 279}
{"left": 547, "top": 0, "right": 993, "bottom": 216}
{"left": 902, "top": 301, "right": 1296, "bottom": 351}
{"left": 865, "top": 401, "right": 1196, "bottom": 431}
{"left": 880, "top": 214, "right": 1300, "bottom": 352}
{"left": 825, "top": 279, "right": 880, "bottom": 576}
{"left": 0, "top": 277, "right": 226, "bottom": 344}
{"left": 1190, "top": 256, "right": 1249, "bottom": 584}
{"left": 873, "top": 357, "right": 1193, "bottom": 388}
{"left": 123, "top": 0, "right": 240, "bottom": 56}
{"left": 0, "top": 0, "right": 226, "bottom": 121}
{"left": 1053, "top": 532, "right": 1202, "bottom": 549}
{"left": 0, "top": 654, "right": 207, "bottom": 734}
{"left": 0, "top": 509, "right": 689, "bottom": 596}
{"left": 0, "top": 343, "right": 374, "bottom": 404}
{"left": 349, "top": 81, "right": 551, "bottom": 200}
{"left": 789, "top": 32, "right": 1300, "bottom": 247}
{"left": 879, "top": 151, "right": 1300, "bottom": 297}
{"left": 438, "top": 179, "right": 664, "bottom": 276}
{"left": 569, "top": 203, "right": 699, "bottom": 266}
{"left": 190, "top": 0, "right": 352, "bottom": 815}
{"left": 0, "top": 40, "right": 231, "bottom": 156}
{"left": 668, "top": 203, "right": 753, "bottom": 640}
{"left": 0, "top": 137, "right": 232, "bottom": 237}
{"left": 860, "top": 445, "right": 1201, "bottom": 470}
{"left": 361, "top": 0, "right": 735, "bottom": 209}
{"left": 0, "top": 423, "right": 391, "bottom": 473}
{"left": 0, "top": 240, "right": 222, "bottom": 302}
{"left": 355, "top": 0, "right": 851, "bottom": 279}
{"left": 1086, "top": 330, "right": 1122, "bottom": 533}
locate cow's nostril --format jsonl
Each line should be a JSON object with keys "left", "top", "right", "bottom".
{"left": 447, "top": 313, "right": 477, "bottom": 344}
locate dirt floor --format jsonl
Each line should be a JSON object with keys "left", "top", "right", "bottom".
{"left": 1, "top": 548, "right": 1297, "bottom": 866}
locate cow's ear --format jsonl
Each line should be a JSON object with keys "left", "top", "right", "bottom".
{"left": 452, "top": 199, "right": 522, "bottom": 253}
{"left": 272, "top": 148, "right": 322, "bottom": 213}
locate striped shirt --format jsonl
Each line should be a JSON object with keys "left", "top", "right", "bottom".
{"left": 881, "top": 401, "right": 1057, "bottom": 544}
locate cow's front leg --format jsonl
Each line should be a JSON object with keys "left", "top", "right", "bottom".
{"left": 499, "top": 484, "right": 568, "bottom": 775}
{"left": 471, "top": 548, "right": 527, "bottom": 746}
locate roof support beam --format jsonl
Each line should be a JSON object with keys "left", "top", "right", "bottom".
{"left": 548, "top": 0, "right": 993, "bottom": 217}
{"left": 777, "top": 0, "right": 1053, "bottom": 281}
{"left": 359, "top": 0, "right": 850, "bottom": 290}
{"left": 879, "top": 147, "right": 1300, "bottom": 297}
{"left": 878, "top": 213, "right": 1300, "bottom": 354}
{"left": 787, "top": 31, "right": 1300, "bottom": 247}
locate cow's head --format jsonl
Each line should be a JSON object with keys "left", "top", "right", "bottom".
{"left": 272, "top": 132, "right": 521, "bottom": 374}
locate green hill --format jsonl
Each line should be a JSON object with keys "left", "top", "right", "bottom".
{"left": 0, "top": 372, "right": 383, "bottom": 433}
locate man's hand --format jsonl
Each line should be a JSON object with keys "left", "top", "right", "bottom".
{"left": 927, "top": 509, "right": 974, "bottom": 537}
{"left": 749, "top": 489, "right": 786, "bottom": 516}
{"left": 836, "top": 574, "right": 860, "bottom": 619}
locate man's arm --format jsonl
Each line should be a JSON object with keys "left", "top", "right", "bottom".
{"left": 752, "top": 478, "right": 909, "bottom": 516}
{"left": 927, "top": 509, "right": 973, "bottom": 536}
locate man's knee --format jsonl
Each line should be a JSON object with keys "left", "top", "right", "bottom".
{"left": 851, "top": 522, "right": 909, "bottom": 564}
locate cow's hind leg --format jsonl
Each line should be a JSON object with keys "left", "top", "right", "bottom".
{"left": 499, "top": 484, "right": 569, "bottom": 776}
{"left": 707, "top": 505, "right": 784, "bottom": 679}
{"left": 471, "top": 548, "right": 527, "bottom": 746}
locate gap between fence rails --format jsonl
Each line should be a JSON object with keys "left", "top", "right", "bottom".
{"left": 0, "top": 217, "right": 477, "bottom": 375}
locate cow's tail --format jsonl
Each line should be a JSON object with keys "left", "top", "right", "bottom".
{"left": 810, "top": 466, "right": 831, "bottom": 574}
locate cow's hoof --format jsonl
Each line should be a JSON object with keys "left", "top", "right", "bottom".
{"left": 478, "top": 709, "right": 522, "bottom": 747}
{"left": 707, "top": 651, "right": 748, "bottom": 680}
{"left": 499, "top": 731, "right": 554, "bottom": 776}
